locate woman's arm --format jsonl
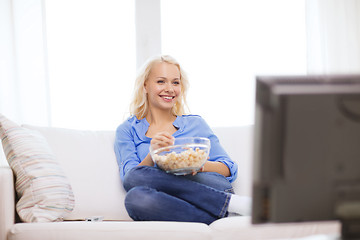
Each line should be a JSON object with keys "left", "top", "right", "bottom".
{"left": 138, "top": 153, "right": 154, "bottom": 166}
{"left": 189, "top": 115, "right": 238, "bottom": 182}
{"left": 114, "top": 120, "right": 143, "bottom": 180}
{"left": 202, "top": 161, "right": 231, "bottom": 177}
{"left": 139, "top": 131, "right": 175, "bottom": 167}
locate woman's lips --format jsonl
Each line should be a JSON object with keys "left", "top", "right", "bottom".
{"left": 160, "top": 95, "right": 175, "bottom": 102}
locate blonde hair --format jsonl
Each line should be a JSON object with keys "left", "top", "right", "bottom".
{"left": 130, "top": 55, "right": 190, "bottom": 119}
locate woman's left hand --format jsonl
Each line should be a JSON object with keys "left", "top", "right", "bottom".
{"left": 190, "top": 166, "right": 205, "bottom": 176}
{"left": 190, "top": 156, "right": 208, "bottom": 175}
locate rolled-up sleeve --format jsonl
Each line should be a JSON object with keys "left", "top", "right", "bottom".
{"left": 208, "top": 133, "right": 238, "bottom": 183}
{"left": 191, "top": 116, "right": 238, "bottom": 183}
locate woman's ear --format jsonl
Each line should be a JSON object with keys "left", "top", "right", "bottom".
{"left": 143, "top": 85, "right": 147, "bottom": 94}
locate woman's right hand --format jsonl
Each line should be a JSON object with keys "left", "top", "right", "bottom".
{"left": 139, "top": 132, "right": 174, "bottom": 167}
{"left": 150, "top": 132, "right": 175, "bottom": 151}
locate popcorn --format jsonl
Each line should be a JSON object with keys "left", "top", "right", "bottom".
{"left": 153, "top": 147, "right": 207, "bottom": 172}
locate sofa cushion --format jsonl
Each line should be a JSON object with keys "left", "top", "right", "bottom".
{"left": 212, "top": 126, "right": 253, "bottom": 197}
{"left": 210, "top": 216, "right": 340, "bottom": 239}
{"left": 0, "top": 114, "right": 75, "bottom": 223}
{"left": 8, "top": 221, "right": 211, "bottom": 240}
{"left": 23, "top": 125, "right": 131, "bottom": 221}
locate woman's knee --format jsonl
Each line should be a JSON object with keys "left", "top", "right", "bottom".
{"left": 124, "top": 186, "right": 160, "bottom": 221}
{"left": 125, "top": 186, "right": 148, "bottom": 209}
{"left": 123, "top": 166, "right": 166, "bottom": 191}
{"left": 123, "top": 166, "right": 151, "bottom": 191}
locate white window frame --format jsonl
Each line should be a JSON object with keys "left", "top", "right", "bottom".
{"left": 135, "top": 0, "right": 162, "bottom": 68}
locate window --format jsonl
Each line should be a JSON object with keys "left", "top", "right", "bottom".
{"left": 45, "top": 0, "right": 136, "bottom": 130}
{"left": 161, "top": 0, "right": 307, "bottom": 127}
{"left": 44, "top": 0, "right": 306, "bottom": 129}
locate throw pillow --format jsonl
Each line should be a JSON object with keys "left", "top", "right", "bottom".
{"left": 23, "top": 125, "right": 131, "bottom": 221}
{"left": 0, "top": 114, "right": 75, "bottom": 222}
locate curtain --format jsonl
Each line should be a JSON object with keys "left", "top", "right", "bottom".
{"left": 0, "top": 0, "right": 50, "bottom": 165}
{"left": 306, "top": 0, "right": 360, "bottom": 74}
{"left": 0, "top": 0, "right": 50, "bottom": 125}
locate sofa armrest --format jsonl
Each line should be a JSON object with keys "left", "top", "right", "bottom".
{"left": 0, "top": 166, "right": 15, "bottom": 240}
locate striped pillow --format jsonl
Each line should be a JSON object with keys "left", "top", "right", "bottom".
{"left": 0, "top": 114, "right": 75, "bottom": 222}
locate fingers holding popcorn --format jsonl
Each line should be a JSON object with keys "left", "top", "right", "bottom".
{"left": 150, "top": 132, "right": 175, "bottom": 150}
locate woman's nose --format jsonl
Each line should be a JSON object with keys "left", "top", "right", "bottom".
{"left": 164, "top": 83, "right": 174, "bottom": 93}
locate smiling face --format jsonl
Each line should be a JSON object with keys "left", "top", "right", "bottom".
{"left": 144, "top": 62, "right": 182, "bottom": 113}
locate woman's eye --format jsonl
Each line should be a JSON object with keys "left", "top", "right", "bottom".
{"left": 173, "top": 81, "right": 180, "bottom": 85}
{"left": 157, "top": 80, "right": 165, "bottom": 84}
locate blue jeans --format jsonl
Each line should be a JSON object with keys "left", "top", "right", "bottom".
{"left": 123, "top": 166, "right": 234, "bottom": 224}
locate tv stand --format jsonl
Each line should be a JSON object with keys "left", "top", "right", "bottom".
{"left": 293, "top": 234, "right": 340, "bottom": 240}
{"left": 337, "top": 202, "right": 360, "bottom": 240}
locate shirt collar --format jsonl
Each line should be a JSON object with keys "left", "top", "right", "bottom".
{"left": 173, "top": 115, "right": 184, "bottom": 132}
{"left": 136, "top": 115, "right": 184, "bottom": 134}
{"left": 141, "top": 117, "right": 150, "bottom": 127}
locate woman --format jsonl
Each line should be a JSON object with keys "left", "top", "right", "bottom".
{"left": 114, "top": 55, "right": 250, "bottom": 224}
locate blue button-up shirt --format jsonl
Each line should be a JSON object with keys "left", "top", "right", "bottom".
{"left": 114, "top": 115, "right": 238, "bottom": 183}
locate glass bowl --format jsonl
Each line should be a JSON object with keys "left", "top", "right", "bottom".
{"left": 150, "top": 137, "right": 211, "bottom": 175}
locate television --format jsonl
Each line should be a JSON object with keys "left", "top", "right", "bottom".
{"left": 251, "top": 75, "right": 360, "bottom": 239}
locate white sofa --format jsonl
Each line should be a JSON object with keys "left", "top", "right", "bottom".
{"left": 0, "top": 117, "right": 340, "bottom": 240}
